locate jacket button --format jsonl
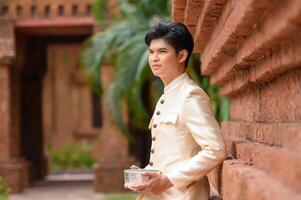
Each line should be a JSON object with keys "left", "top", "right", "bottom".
{"left": 156, "top": 111, "right": 160, "bottom": 115}
{"left": 160, "top": 99, "right": 164, "bottom": 104}
{"left": 149, "top": 162, "right": 153, "bottom": 166}
{"left": 153, "top": 124, "right": 157, "bottom": 128}
{"left": 151, "top": 149, "right": 154, "bottom": 154}
{"left": 152, "top": 136, "right": 156, "bottom": 141}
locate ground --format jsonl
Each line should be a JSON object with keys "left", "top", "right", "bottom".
{"left": 9, "top": 174, "right": 138, "bottom": 200}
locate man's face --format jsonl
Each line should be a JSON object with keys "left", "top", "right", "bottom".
{"left": 148, "top": 39, "right": 180, "bottom": 78}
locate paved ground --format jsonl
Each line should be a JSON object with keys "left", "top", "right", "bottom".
{"left": 10, "top": 181, "right": 100, "bottom": 200}
{"left": 9, "top": 173, "right": 137, "bottom": 200}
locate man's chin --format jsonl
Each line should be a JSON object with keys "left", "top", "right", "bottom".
{"left": 152, "top": 73, "right": 160, "bottom": 77}
{"left": 151, "top": 71, "right": 161, "bottom": 77}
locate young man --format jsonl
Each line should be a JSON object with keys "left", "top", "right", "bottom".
{"left": 126, "top": 22, "right": 227, "bottom": 200}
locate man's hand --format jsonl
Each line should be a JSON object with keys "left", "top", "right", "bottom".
{"left": 130, "top": 173, "right": 173, "bottom": 195}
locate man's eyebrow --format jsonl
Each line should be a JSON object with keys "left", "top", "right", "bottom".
{"left": 148, "top": 48, "right": 168, "bottom": 51}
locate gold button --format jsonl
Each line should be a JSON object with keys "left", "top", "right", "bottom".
{"left": 153, "top": 124, "right": 157, "bottom": 128}
{"left": 152, "top": 136, "right": 156, "bottom": 141}
{"left": 149, "top": 162, "right": 153, "bottom": 166}
{"left": 156, "top": 111, "right": 160, "bottom": 115}
{"left": 160, "top": 99, "right": 164, "bottom": 104}
{"left": 151, "top": 149, "right": 154, "bottom": 154}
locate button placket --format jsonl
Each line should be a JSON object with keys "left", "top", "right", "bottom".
{"left": 149, "top": 96, "right": 165, "bottom": 168}
{"left": 152, "top": 98, "right": 164, "bottom": 129}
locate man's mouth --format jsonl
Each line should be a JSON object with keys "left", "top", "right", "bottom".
{"left": 151, "top": 64, "right": 161, "bottom": 69}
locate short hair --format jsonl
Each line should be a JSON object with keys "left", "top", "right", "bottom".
{"left": 144, "top": 22, "right": 194, "bottom": 68}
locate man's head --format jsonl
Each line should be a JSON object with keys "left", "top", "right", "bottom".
{"left": 144, "top": 22, "right": 194, "bottom": 82}
{"left": 145, "top": 22, "right": 194, "bottom": 68}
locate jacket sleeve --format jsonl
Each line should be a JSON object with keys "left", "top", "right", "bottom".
{"left": 165, "top": 88, "right": 227, "bottom": 191}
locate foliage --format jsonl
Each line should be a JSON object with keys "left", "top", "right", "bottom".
{"left": 47, "top": 140, "right": 97, "bottom": 172}
{"left": 82, "top": 0, "right": 170, "bottom": 141}
{"left": 187, "top": 54, "right": 230, "bottom": 123}
{"left": 82, "top": 0, "right": 229, "bottom": 140}
{"left": 0, "top": 176, "right": 9, "bottom": 200}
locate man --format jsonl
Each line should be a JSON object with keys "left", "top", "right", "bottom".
{"left": 126, "top": 22, "right": 227, "bottom": 200}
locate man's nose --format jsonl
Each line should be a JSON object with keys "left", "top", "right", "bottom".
{"left": 153, "top": 53, "right": 159, "bottom": 61}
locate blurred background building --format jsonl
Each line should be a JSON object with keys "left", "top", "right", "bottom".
{"left": 0, "top": 0, "right": 130, "bottom": 195}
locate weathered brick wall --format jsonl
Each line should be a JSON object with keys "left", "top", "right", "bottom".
{"left": 172, "top": 0, "right": 301, "bottom": 199}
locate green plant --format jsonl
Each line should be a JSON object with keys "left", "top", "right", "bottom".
{"left": 82, "top": 0, "right": 171, "bottom": 140}
{"left": 0, "top": 176, "right": 9, "bottom": 200}
{"left": 187, "top": 54, "right": 230, "bottom": 123}
{"left": 48, "top": 140, "right": 97, "bottom": 171}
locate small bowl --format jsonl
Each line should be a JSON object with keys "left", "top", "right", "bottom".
{"left": 124, "top": 169, "right": 160, "bottom": 187}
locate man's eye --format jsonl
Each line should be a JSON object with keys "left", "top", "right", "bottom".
{"left": 159, "top": 50, "right": 166, "bottom": 53}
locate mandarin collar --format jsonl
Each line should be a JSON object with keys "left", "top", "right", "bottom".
{"left": 163, "top": 72, "right": 187, "bottom": 95}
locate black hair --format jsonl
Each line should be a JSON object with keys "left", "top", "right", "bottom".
{"left": 144, "top": 22, "right": 194, "bottom": 68}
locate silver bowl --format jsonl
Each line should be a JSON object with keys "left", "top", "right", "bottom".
{"left": 124, "top": 169, "right": 160, "bottom": 187}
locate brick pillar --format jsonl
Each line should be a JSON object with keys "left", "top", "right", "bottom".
{"left": 93, "top": 64, "right": 132, "bottom": 192}
{"left": 0, "top": 61, "right": 29, "bottom": 193}
{"left": 0, "top": 19, "right": 29, "bottom": 193}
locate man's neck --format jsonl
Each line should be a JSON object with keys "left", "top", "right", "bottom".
{"left": 161, "top": 70, "right": 185, "bottom": 86}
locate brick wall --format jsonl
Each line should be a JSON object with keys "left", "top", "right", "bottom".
{"left": 172, "top": 0, "right": 301, "bottom": 199}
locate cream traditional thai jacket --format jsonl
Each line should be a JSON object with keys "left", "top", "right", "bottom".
{"left": 139, "top": 73, "right": 227, "bottom": 200}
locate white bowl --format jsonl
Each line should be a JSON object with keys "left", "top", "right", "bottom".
{"left": 124, "top": 169, "right": 160, "bottom": 187}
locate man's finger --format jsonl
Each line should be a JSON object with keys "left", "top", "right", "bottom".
{"left": 130, "top": 165, "right": 140, "bottom": 169}
{"left": 142, "top": 172, "right": 159, "bottom": 178}
{"left": 130, "top": 183, "right": 145, "bottom": 190}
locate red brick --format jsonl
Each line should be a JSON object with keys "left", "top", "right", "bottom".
{"left": 194, "top": 0, "right": 226, "bottom": 52}
{"left": 210, "top": 0, "right": 301, "bottom": 85}
{"left": 233, "top": 141, "right": 301, "bottom": 192}
{"left": 172, "top": 0, "right": 187, "bottom": 23}
{"left": 230, "top": 87, "right": 260, "bottom": 122}
{"left": 201, "top": 0, "right": 279, "bottom": 75}
{"left": 230, "top": 69, "right": 301, "bottom": 122}
{"left": 219, "top": 37, "right": 301, "bottom": 96}
{"left": 184, "top": 0, "right": 203, "bottom": 27}
{"left": 173, "top": 0, "right": 187, "bottom": 9}
{"left": 222, "top": 160, "right": 301, "bottom": 200}
{"left": 172, "top": 8, "right": 185, "bottom": 23}
{"left": 222, "top": 122, "right": 301, "bottom": 152}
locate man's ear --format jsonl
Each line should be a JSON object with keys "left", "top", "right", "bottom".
{"left": 178, "top": 49, "right": 188, "bottom": 64}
